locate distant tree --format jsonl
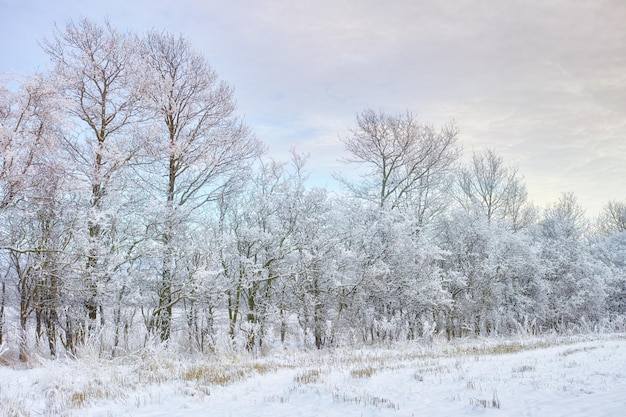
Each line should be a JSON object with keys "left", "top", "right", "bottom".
{"left": 439, "top": 211, "right": 543, "bottom": 336}
{"left": 540, "top": 192, "right": 587, "bottom": 240}
{"left": 337, "top": 109, "right": 459, "bottom": 213}
{"left": 457, "top": 149, "right": 535, "bottom": 231}
{"left": 336, "top": 109, "right": 459, "bottom": 341}
{"left": 330, "top": 199, "right": 450, "bottom": 343}
{"left": 588, "top": 201, "right": 626, "bottom": 320}
{"left": 597, "top": 200, "right": 626, "bottom": 236}
{"left": 288, "top": 186, "right": 337, "bottom": 349}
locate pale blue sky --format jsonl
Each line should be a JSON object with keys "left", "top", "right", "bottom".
{"left": 1, "top": 0, "right": 625, "bottom": 215}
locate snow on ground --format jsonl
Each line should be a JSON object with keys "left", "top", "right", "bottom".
{"left": 2, "top": 334, "right": 626, "bottom": 416}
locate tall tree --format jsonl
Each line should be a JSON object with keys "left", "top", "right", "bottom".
{"left": 42, "top": 19, "right": 143, "bottom": 333}
{"left": 139, "top": 31, "right": 263, "bottom": 341}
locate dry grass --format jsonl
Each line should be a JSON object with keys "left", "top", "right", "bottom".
{"left": 350, "top": 366, "right": 378, "bottom": 379}
{"left": 469, "top": 389, "right": 500, "bottom": 409}
{"left": 137, "top": 353, "right": 278, "bottom": 387}
{"left": 512, "top": 364, "right": 536, "bottom": 373}
{"left": 264, "top": 394, "right": 289, "bottom": 403}
{"left": 466, "top": 379, "right": 477, "bottom": 390}
{"left": 457, "top": 340, "right": 553, "bottom": 356}
{"left": 332, "top": 389, "right": 399, "bottom": 410}
{"left": 294, "top": 368, "right": 323, "bottom": 384}
{"left": 0, "top": 397, "right": 31, "bottom": 417}
{"left": 560, "top": 346, "right": 598, "bottom": 356}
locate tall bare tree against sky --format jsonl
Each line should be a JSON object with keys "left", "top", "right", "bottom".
{"left": 139, "top": 31, "right": 263, "bottom": 341}
{"left": 42, "top": 19, "right": 143, "bottom": 337}
{"left": 337, "top": 109, "right": 459, "bottom": 212}
{"left": 457, "top": 149, "right": 535, "bottom": 231}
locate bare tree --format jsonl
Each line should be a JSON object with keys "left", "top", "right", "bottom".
{"left": 42, "top": 19, "right": 144, "bottom": 333}
{"left": 597, "top": 200, "right": 626, "bottom": 236}
{"left": 457, "top": 149, "right": 535, "bottom": 231}
{"left": 139, "top": 31, "right": 263, "bottom": 341}
{"left": 337, "top": 109, "right": 459, "bottom": 213}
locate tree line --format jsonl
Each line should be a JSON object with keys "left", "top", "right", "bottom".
{"left": 1, "top": 19, "right": 625, "bottom": 360}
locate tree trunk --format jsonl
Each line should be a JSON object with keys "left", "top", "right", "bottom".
{"left": 0, "top": 281, "right": 5, "bottom": 345}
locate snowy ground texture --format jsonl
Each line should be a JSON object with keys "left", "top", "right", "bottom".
{"left": 2, "top": 334, "right": 626, "bottom": 417}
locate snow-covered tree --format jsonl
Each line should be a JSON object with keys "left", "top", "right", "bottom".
{"left": 535, "top": 193, "right": 608, "bottom": 329}
{"left": 216, "top": 153, "right": 312, "bottom": 350}
{"left": 437, "top": 209, "right": 542, "bottom": 337}
{"left": 42, "top": 19, "right": 145, "bottom": 339}
{"left": 137, "top": 30, "right": 263, "bottom": 341}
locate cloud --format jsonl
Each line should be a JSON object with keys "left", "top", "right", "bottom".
{"left": 199, "top": 0, "right": 625, "bottom": 214}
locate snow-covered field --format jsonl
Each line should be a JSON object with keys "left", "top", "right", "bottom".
{"left": 2, "top": 334, "right": 626, "bottom": 417}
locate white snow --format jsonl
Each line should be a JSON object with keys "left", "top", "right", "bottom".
{"left": 2, "top": 334, "right": 626, "bottom": 416}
